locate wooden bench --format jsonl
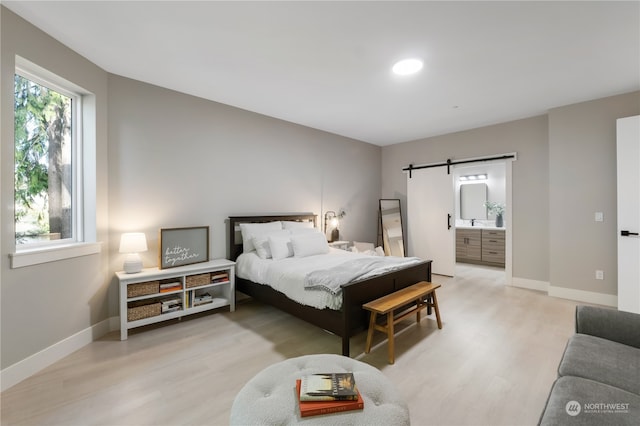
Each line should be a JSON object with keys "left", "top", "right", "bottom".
{"left": 363, "top": 281, "right": 442, "bottom": 364}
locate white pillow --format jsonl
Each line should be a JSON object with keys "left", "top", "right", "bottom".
{"left": 282, "top": 220, "right": 314, "bottom": 230}
{"left": 289, "top": 227, "right": 320, "bottom": 235}
{"left": 252, "top": 230, "right": 290, "bottom": 259}
{"left": 291, "top": 232, "right": 330, "bottom": 257}
{"left": 269, "top": 233, "right": 294, "bottom": 260}
{"left": 240, "top": 222, "right": 282, "bottom": 253}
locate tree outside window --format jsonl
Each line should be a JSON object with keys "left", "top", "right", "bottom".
{"left": 14, "top": 73, "right": 73, "bottom": 245}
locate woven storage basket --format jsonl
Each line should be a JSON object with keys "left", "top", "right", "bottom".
{"left": 186, "top": 273, "right": 210, "bottom": 288}
{"left": 127, "top": 280, "right": 160, "bottom": 298}
{"left": 127, "top": 302, "right": 161, "bottom": 321}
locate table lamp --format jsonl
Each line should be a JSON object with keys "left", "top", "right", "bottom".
{"left": 119, "top": 232, "right": 147, "bottom": 273}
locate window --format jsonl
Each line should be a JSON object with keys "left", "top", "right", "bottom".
{"left": 14, "top": 68, "right": 81, "bottom": 248}
{"left": 10, "top": 57, "right": 99, "bottom": 268}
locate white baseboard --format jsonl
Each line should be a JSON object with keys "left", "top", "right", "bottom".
{"left": 511, "top": 278, "right": 617, "bottom": 308}
{"left": 548, "top": 285, "right": 618, "bottom": 307}
{"left": 511, "top": 277, "right": 549, "bottom": 292}
{"left": 1, "top": 317, "right": 117, "bottom": 392}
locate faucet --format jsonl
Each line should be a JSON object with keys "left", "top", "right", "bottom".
{"left": 471, "top": 219, "right": 476, "bottom": 226}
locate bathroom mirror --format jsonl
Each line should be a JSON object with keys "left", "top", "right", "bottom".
{"left": 460, "top": 183, "right": 488, "bottom": 220}
{"left": 379, "top": 199, "right": 405, "bottom": 257}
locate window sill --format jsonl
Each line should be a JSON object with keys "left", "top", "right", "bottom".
{"left": 10, "top": 242, "right": 102, "bottom": 269}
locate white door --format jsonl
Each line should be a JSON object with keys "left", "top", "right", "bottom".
{"left": 617, "top": 116, "right": 640, "bottom": 314}
{"left": 407, "top": 167, "right": 455, "bottom": 276}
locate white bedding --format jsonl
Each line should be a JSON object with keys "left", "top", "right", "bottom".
{"left": 236, "top": 249, "right": 422, "bottom": 310}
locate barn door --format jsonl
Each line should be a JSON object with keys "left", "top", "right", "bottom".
{"left": 407, "top": 167, "right": 455, "bottom": 276}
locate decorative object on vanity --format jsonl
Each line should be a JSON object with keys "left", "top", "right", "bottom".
{"left": 119, "top": 232, "right": 148, "bottom": 273}
{"left": 324, "top": 210, "right": 345, "bottom": 242}
{"left": 379, "top": 199, "right": 405, "bottom": 257}
{"left": 484, "top": 201, "right": 505, "bottom": 227}
{"left": 159, "top": 226, "right": 209, "bottom": 269}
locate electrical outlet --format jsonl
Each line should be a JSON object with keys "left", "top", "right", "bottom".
{"left": 596, "top": 270, "right": 604, "bottom": 280}
{"left": 595, "top": 212, "right": 604, "bottom": 222}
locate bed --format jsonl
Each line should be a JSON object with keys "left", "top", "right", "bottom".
{"left": 228, "top": 214, "right": 432, "bottom": 356}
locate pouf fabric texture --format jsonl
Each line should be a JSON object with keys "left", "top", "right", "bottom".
{"left": 230, "top": 354, "right": 410, "bottom": 425}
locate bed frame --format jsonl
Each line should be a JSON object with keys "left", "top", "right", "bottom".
{"left": 228, "top": 214, "right": 432, "bottom": 357}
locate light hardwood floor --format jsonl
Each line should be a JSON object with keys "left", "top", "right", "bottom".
{"left": 1, "top": 264, "right": 581, "bottom": 425}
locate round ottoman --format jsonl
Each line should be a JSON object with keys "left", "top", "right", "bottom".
{"left": 230, "top": 354, "right": 410, "bottom": 425}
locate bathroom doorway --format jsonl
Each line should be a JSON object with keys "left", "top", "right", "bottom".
{"left": 454, "top": 160, "right": 512, "bottom": 284}
{"left": 406, "top": 154, "right": 514, "bottom": 285}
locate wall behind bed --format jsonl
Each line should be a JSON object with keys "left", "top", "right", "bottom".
{"left": 107, "top": 74, "right": 381, "bottom": 313}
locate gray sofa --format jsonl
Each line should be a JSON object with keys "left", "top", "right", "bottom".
{"left": 539, "top": 305, "right": 640, "bottom": 425}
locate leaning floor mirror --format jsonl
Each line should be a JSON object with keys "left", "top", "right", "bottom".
{"left": 379, "top": 199, "right": 405, "bottom": 257}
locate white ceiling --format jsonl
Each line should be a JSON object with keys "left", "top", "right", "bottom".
{"left": 5, "top": 1, "right": 639, "bottom": 146}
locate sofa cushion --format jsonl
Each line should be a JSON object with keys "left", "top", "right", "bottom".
{"left": 539, "top": 376, "right": 640, "bottom": 426}
{"left": 576, "top": 305, "right": 640, "bottom": 349}
{"left": 558, "top": 334, "right": 640, "bottom": 395}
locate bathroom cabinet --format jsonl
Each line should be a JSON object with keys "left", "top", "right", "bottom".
{"left": 456, "top": 228, "right": 505, "bottom": 267}
{"left": 456, "top": 228, "right": 482, "bottom": 262}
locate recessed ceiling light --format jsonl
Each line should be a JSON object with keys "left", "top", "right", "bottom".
{"left": 392, "top": 58, "right": 423, "bottom": 76}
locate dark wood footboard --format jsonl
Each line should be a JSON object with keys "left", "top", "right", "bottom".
{"left": 340, "top": 260, "right": 432, "bottom": 355}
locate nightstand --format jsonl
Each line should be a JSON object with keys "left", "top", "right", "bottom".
{"left": 328, "top": 240, "right": 350, "bottom": 250}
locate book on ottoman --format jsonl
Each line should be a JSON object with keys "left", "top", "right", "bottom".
{"left": 296, "top": 379, "right": 364, "bottom": 418}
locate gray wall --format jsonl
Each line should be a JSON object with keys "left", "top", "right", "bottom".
{"left": 549, "top": 92, "right": 640, "bottom": 295}
{"left": 382, "top": 91, "right": 640, "bottom": 297}
{"left": 107, "top": 75, "right": 382, "bottom": 316}
{"left": 382, "top": 116, "right": 549, "bottom": 282}
{"left": 1, "top": 7, "right": 110, "bottom": 369}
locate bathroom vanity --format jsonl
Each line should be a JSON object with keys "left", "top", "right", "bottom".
{"left": 456, "top": 227, "right": 505, "bottom": 267}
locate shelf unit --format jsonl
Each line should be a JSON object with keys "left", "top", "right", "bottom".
{"left": 117, "top": 259, "right": 235, "bottom": 340}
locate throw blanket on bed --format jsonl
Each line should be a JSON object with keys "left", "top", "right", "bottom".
{"left": 304, "top": 257, "right": 422, "bottom": 295}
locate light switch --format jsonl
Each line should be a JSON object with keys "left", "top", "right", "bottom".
{"left": 595, "top": 212, "right": 604, "bottom": 222}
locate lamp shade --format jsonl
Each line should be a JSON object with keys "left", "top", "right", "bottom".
{"left": 119, "top": 232, "right": 148, "bottom": 253}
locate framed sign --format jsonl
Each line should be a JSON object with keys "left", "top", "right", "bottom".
{"left": 159, "top": 226, "right": 209, "bottom": 269}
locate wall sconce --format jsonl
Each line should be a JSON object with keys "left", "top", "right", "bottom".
{"left": 324, "top": 210, "right": 346, "bottom": 242}
{"left": 459, "top": 174, "right": 487, "bottom": 181}
{"left": 119, "top": 232, "right": 148, "bottom": 273}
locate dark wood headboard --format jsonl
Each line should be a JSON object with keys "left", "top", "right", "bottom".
{"left": 228, "top": 214, "right": 317, "bottom": 261}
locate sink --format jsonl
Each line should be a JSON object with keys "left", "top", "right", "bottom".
{"left": 456, "top": 224, "right": 500, "bottom": 230}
